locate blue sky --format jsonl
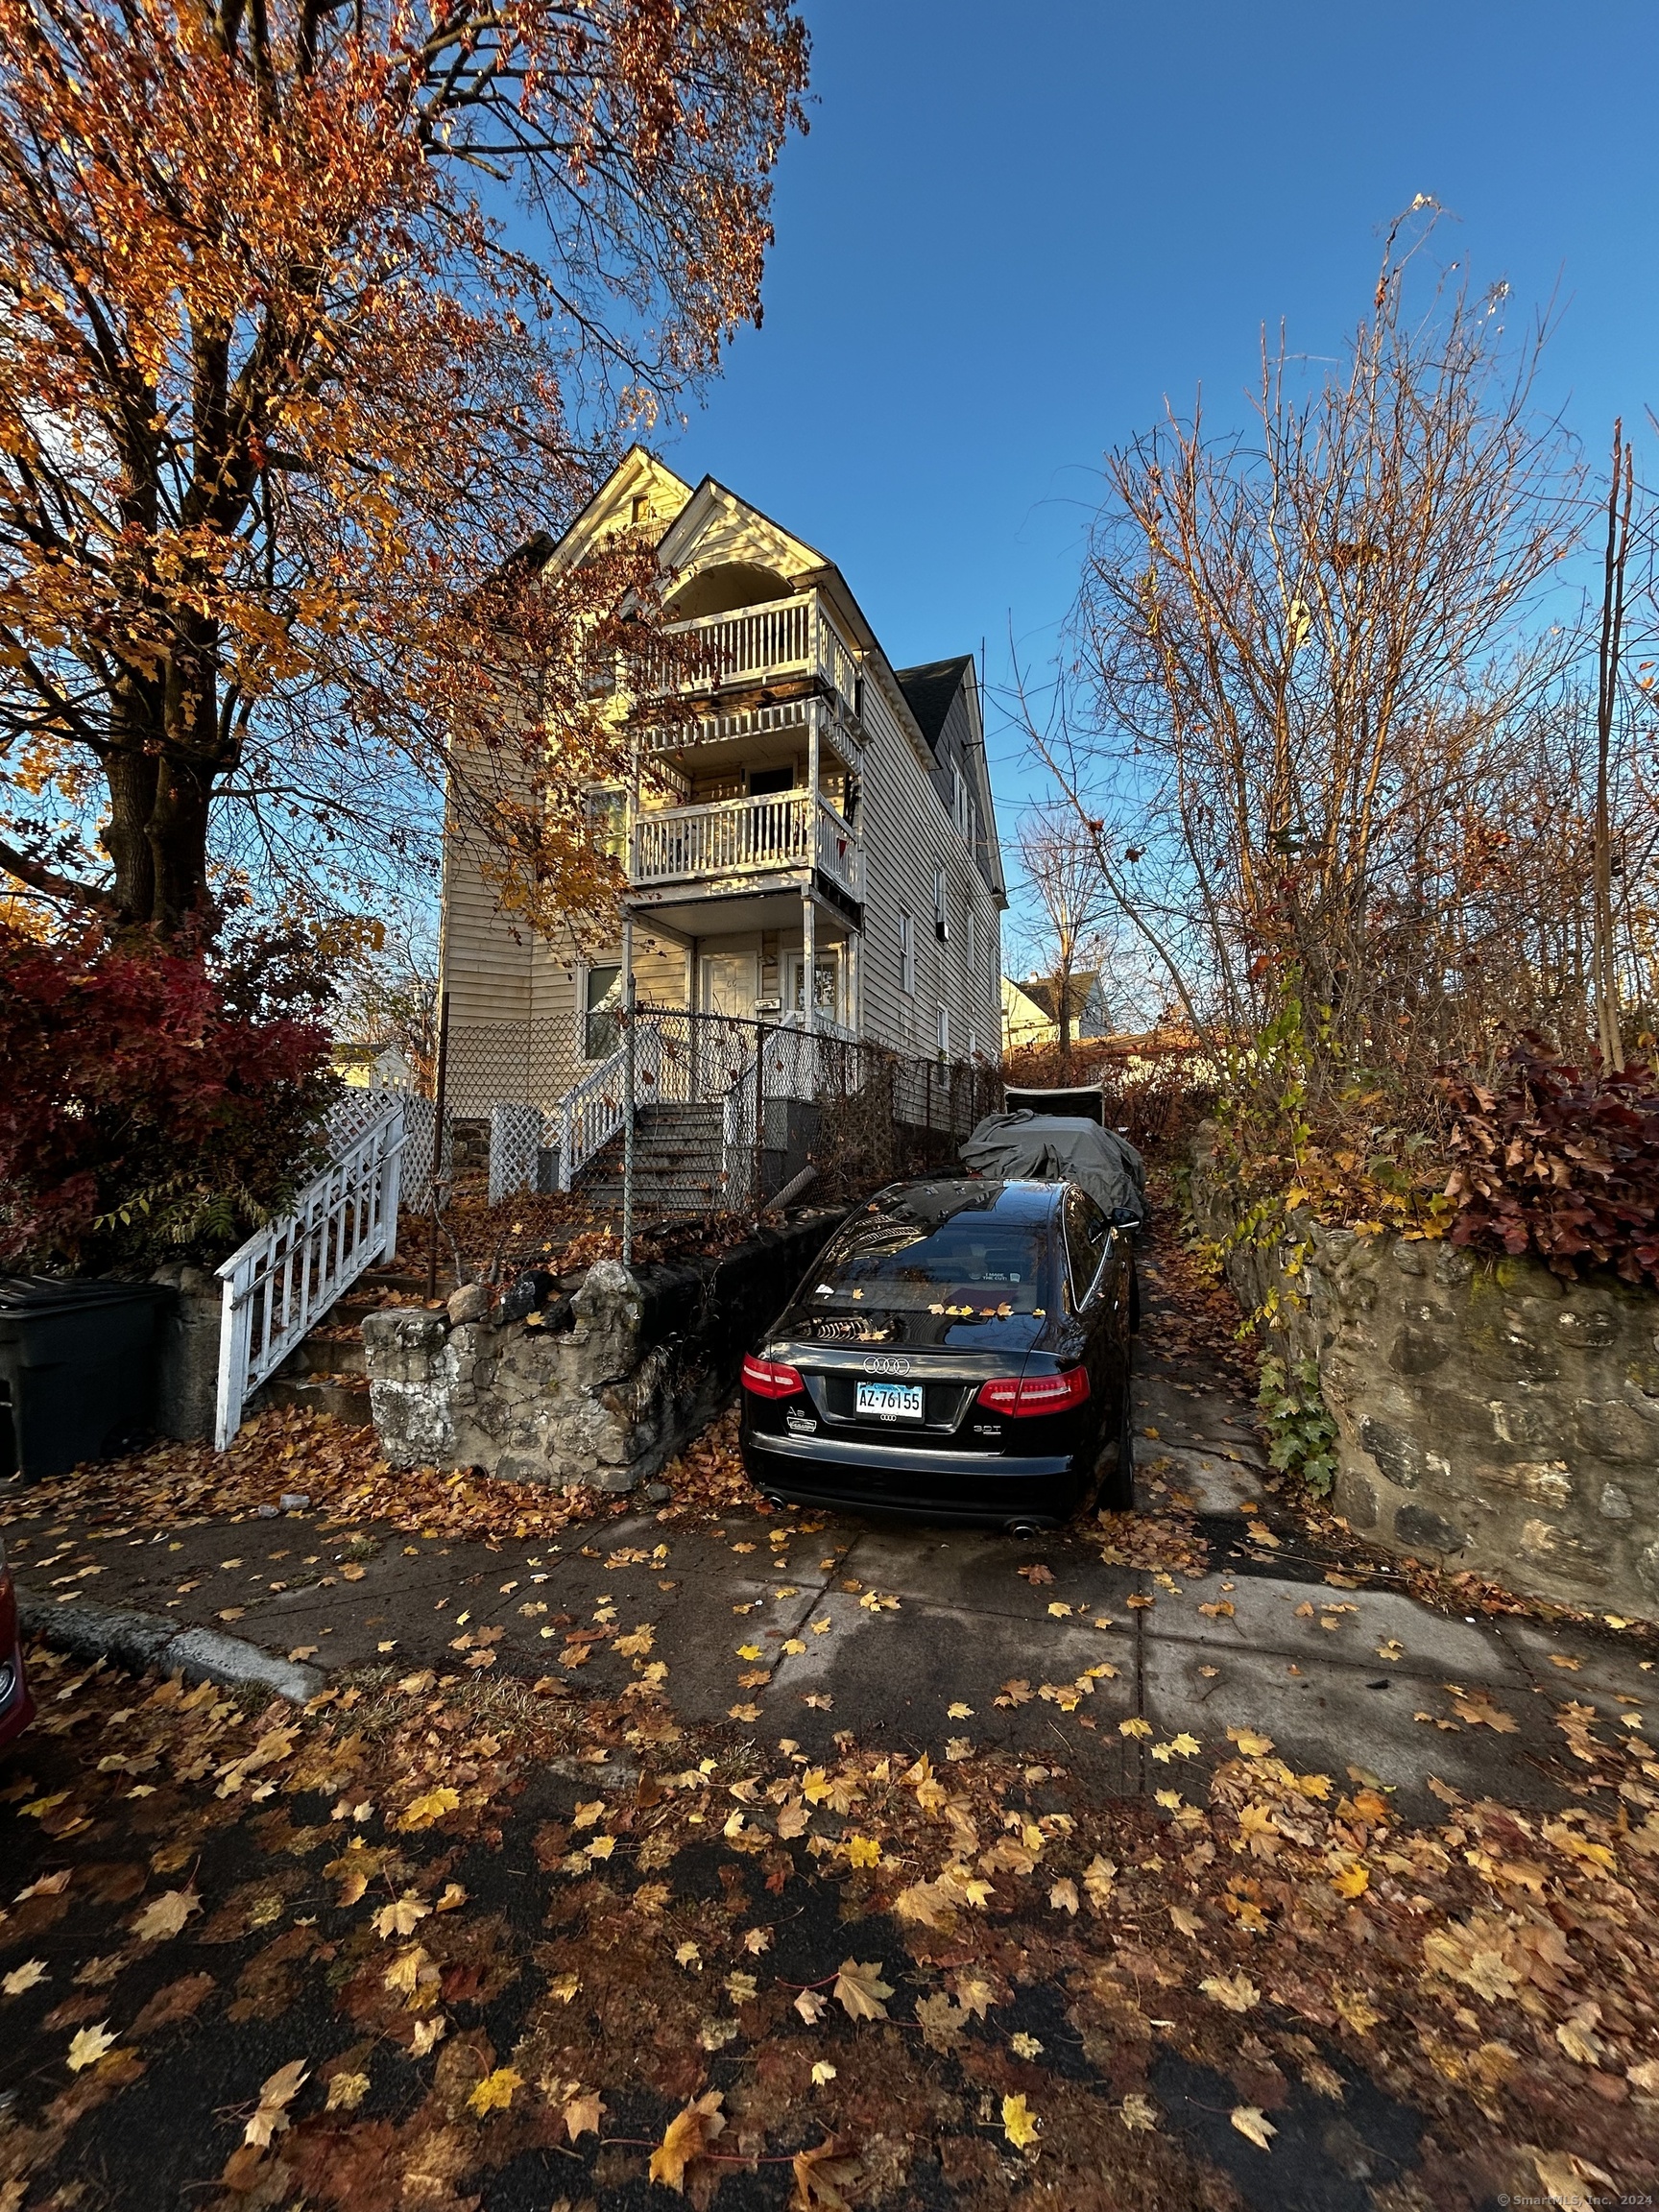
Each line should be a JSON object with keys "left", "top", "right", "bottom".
{"left": 655, "top": 0, "right": 1659, "bottom": 921}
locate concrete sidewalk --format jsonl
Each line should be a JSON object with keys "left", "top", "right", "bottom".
{"left": 10, "top": 1248, "right": 1652, "bottom": 1817}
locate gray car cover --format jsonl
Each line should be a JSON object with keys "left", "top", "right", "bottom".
{"left": 958, "top": 1111, "right": 1147, "bottom": 1225}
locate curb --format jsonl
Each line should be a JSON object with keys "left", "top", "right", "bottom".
{"left": 19, "top": 1593, "right": 326, "bottom": 1706}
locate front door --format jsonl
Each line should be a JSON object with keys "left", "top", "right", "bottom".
{"left": 700, "top": 950, "right": 756, "bottom": 1022}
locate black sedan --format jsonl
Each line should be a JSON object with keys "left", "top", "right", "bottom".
{"left": 739, "top": 1177, "right": 1135, "bottom": 1531}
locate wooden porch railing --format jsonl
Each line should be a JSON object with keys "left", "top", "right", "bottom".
{"left": 631, "top": 788, "right": 862, "bottom": 900}
{"left": 638, "top": 590, "right": 861, "bottom": 720}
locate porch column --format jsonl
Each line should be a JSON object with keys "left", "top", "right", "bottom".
{"left": 804, "top": 702, "right": 820, "bottom": 1037}
{"left": 801, "top": 890, "right": 817, "bottom": 1037}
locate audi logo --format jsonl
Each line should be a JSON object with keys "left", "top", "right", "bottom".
{"left": 861, "top": 1355, "right": 913, "bottom": 1376}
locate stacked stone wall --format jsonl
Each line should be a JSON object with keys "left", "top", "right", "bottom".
{"left": 1190, "top": 1123, "right": 1659, "bottom": 1615}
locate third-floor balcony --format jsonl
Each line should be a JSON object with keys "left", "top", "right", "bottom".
{"left": 636, "top": 589, "right": 862, "bottom": 728}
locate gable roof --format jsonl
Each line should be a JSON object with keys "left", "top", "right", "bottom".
{"left": 894, "top": 656, "right": 974, "bottom": 752}
{"left": 1017, "top": 972, "right": 1101, "bottom": 1022}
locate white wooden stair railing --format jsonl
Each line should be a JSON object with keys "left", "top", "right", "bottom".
{"left": 554, "top": 1022, "right": 664, "bottom": 1190}
{"left": 213, "top": 1097, "right": 406, "bottom": 1450}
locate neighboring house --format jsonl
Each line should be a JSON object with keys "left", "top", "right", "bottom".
{"left": 1001, "top": 971, "right": 1109, "bottom": 1054}
{"left": 331, "top": 1040, "right": 415, "bottom": 1090}
{"left": 441, "top": 448, "right": 1007, "bottom": 1119}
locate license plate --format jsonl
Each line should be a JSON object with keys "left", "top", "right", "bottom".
{"left": 856, "top": 1381, "right": 924, "bottom": 1421}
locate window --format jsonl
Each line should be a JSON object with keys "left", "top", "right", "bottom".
{"left": 967, "top": 906, "right": 979, "bottom": 982}
{"left": 748, "top": 763, "right": 794, "bottom": 797}
{"left": 936, "top": 1004, "right": 950, "bottom": 1060}
{"left": 584, "top": 963, "right": 622, "bottom": 1059}
{"left": 899, "top": 909, "right": 915, "bottom": 995}
{"left": 951, "top": 763, "right": 972, "bottom": 844}
{"left": 585, "top": 787, "right": 627, "bottom": 865}
{"left": 806, "top": 1196, "right": 1049, "bottom": 1315}
{"left": 933, "top": 867, "right": 949, "bottom": 942}
{"left": 1065, "top": 1189, "right": 1110, "bottom": 1302}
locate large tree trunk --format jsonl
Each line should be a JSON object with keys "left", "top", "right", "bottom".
{"left": 100, "top": 639, "right": 224, "bottom": 930}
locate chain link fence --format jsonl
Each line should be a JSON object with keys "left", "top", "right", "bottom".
{"left": 427, "top": 1007, "right": 1000, "bottom": 1245}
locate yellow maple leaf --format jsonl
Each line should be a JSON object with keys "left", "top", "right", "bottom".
{"left": 1231, "top": 2104, "right": 1276, "bottom": 2150}
{"left": 1229, "top": 1729, "right": 1275, "bottom": 1757}
{"left": 833, "top": 1958, "right": 892, "bottom": 2021}
{"left": 844, "top": 1836, "right": 880, "bottom": 1869}
{"left": 66, "top": 2023, "right": 117, "bottom": 2072}
{"left": 1331, "top": 1863, "right": 1370, "bottom": 1899}
{"left": 245, "top": 2058, "right": 308, "bottom": 2146}
{"left": 397, "top": 1786, "right": 460, "bottom": 1832}
{"left": 1200, "top": 1972, "right": 1260, "bottom": 2013}
{"left": 325, "top": 2072, "right": 370, "bottom": 2111}
{"left": 650, "top": 2089, "right": 726, "bottom": 2192}
{"left": 468, "top": 2067, "right": 522, "bottom": 2116}
{"left": 565, "top": 2088, "right": 604, "bottom": 2140}
{"left": 735, "top": 1644, "right": 762, "bottom": 1661}
{"left": 131, "top": 1888, "right": 200, "bottom": 1942}
{"left": 1333, "top": 1985, "right": 1383, "bottom": 2033}
{"left": 1001, "top": 2092, "right": 1040, "bottom": 2150}
{"left": 373, "top": 1891, "right": 431, "bottom": 1939}
{"left": 1118, "top": 1718, "right": 1152, "bottom": 1740}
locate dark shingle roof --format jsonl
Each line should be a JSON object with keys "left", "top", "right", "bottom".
{"left": 894, "top": 654, "right": 974, "bottom": 751}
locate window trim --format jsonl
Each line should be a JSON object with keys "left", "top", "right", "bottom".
{"left": 933, "top": 866, "right": 949, "bottom": 943}
{"left": 899, "top": 908, "right": 915, "bottom": 996}
{"left": 581, "top": 959, "right": 623, "bottom": 1061}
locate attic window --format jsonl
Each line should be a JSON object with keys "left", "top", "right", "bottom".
{"left": 629, "top": 493, "right": 652, "bottom": 526}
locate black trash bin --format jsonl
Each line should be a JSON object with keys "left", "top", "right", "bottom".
{"left": 0, "top": 1278, "right": 169, "bottom": 1482}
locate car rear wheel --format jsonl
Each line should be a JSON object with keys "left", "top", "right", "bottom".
{"left": 1096, "top": 1382, "right": 1136, "bottom": 1513}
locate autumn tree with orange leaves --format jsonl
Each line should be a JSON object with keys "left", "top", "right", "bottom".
{"left": 0, "top": 0, "right": 809, "bottom": 935}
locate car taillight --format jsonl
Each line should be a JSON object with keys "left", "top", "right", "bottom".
{"left": 975, "top": 1366, "right": 1091, "bottom": 1417}
{"left": 741, "top": 1354, "right": 805, "bottom": 1400}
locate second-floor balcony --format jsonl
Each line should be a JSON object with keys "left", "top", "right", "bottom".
{"left": 631, "top": 787, "right": 863, "bottom": 904}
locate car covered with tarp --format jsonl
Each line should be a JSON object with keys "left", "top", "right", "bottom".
{"left": 958, "top": 1105, "right": 1147, "bottom": 1228}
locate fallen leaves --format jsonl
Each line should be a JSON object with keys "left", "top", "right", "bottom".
{"left": 1200, "top": 1971, "right": 1260, "bottom": 2013}
{"left": 466, "top": 2067, "right": 522, "bottom": 2116}
{"left": 832, "top": 1958, "right": 893, "bottom": 2021}
{"left": 1001, "top": 2091, "right": 1040, "bottom": 2151}
{"left": 65, "top": 2023, "right": 117, "bottom": 2072}
{"left": 244, "top": 2059, "right": 307, "bottom": 2146}
{"left": 373, "top": 1891, "right": 431, "bottom": 1938}
{"left": 397, "top": 1787, "right": 461, "bottom": 1832}
{"left": 1230, "top": 2104, "right": 1276, "bottom": 2150}
{"left": 130, "top": 1887, "right": 200, "bottom": 1942}
{"left": 650, "top": 2088, "right": 726, "bottom": 2193}
{"left": 2, "top": 1960, "right": 47, "bottom": 1998}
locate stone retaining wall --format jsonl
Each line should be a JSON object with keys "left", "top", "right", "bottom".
{"left": 1190, "top": 1122, "right": 1659, "bottom": 1616}
{"left": 360, "top": 1212, "right": 842, "bottom": 1492}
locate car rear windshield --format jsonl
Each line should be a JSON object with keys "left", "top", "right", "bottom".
{"left": 805, "top": 1200, "right": 1050, "bottom": 1316}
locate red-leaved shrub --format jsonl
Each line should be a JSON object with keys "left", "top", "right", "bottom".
{"left": 0, "top": 922, "right": 339, "bottom": 1272}
{"left": 1441, "top": 1038, "right": 1659, "bottom": 1287}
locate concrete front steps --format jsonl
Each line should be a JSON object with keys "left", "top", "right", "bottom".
{"left": 253, "top": 1263, "right": 431, "bottom": 1428}
{"left": 575, "top": 1103, "right": 728, "bottom": 1214}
